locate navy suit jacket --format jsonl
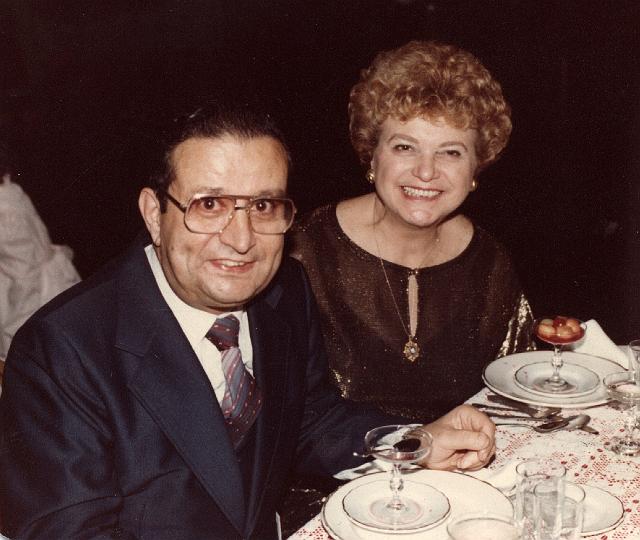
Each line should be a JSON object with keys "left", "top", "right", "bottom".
{"left": 0, "top": 235, "right": 392, "bottom": 539}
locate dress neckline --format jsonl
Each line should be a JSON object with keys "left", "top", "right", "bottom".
{"left": 327, "top": 203, "right": 481, "bottom": 274}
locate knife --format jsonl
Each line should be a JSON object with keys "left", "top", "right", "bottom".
{"left": 486, "top": 394, "right": 562, "bottom": 417}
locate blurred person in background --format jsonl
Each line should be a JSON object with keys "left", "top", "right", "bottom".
{"left": 0, "top": 135, "right": 80, "bottom": 363}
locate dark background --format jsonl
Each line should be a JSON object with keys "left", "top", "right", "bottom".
{"left": 2, "top": 0, "right": 639, "bottom": 342}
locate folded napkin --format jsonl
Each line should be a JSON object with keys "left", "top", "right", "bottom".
{"left": 568, "top": 319, "right": 630, "bottom": 369}
{"left": 464, "top": 460, "right": 520, "bottom": 495}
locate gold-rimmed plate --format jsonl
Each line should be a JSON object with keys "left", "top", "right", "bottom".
{"left": 321, "top": 470, "right": 511, "bottom": 540}
{"left": 483, "top": 351, "right": 620, "bottom": 408}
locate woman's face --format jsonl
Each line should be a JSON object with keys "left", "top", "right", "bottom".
{"left": 371, "top": 116, "right": 478, "bottom": 230}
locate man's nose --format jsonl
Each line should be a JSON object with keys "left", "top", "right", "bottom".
{"left": 217, "top": 207, "right": 256, "bottom": 253}
{"left": 412, "top": 153, "right": 438, "bottom": 182}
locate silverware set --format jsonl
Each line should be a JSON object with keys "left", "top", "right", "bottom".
{"left": 471, "top": 394, "right": 599, "bottom": 434}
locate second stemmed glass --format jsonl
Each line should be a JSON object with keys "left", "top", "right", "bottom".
{"left": 604, "top": 371, "right": 640, "bottom": 456}
{"left": 534, "top": 317, "right": 585, "bottom": 393}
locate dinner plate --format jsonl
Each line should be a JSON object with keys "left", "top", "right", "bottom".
{"left": 513, "top": 362, "right": 600, "bottom": 397}
{"left": 342, "top": 479, "right": 450, "bottom": 533}
{"left": 483, "top": 351, "right": 621, "bottom": 408}
{"left": 581, "top": 484, "right": 625, "bottom": 536}
{"left": 321, "top": 470, "right": 512, "bottom": 540}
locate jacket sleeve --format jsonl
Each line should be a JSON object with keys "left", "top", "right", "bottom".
{"left": 290, "top": 262, "right": 404, "bottom": 477}
{"left": 0, "top": 320, "right": 137, "bottom": 539}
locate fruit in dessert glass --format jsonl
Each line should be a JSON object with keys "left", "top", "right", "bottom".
{"left": 534, "top": 316, "right": 586, "bottom": 392}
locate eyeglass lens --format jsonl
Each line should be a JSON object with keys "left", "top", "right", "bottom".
{"left": 185, "top": 195, "right": 294, "bottom": 234}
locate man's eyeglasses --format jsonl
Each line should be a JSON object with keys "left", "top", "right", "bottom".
{"left": 159, "top": 190, "right": 297, "bottom": 235}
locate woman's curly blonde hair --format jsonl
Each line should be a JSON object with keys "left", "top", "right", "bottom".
{"left": 349, "top": 40, "right": 512, "bottom": 171}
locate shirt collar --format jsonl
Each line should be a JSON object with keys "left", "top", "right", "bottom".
{"left": 145, "top": 245, "right": 244, "bottom": 346}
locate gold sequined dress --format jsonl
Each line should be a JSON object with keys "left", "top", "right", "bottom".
{"left": 280, "top": 204, "right": 534, "bottom": 535}
{"left": 288, "top": 204, "right": 534, "bottom": 422}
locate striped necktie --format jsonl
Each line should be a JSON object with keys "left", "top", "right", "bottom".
{"left": 206, "top": 315, "right": 262, "bottom": 448}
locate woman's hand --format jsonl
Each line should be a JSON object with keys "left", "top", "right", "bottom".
{"left": 415, "top": 405, "right": 496, "bottom": 471}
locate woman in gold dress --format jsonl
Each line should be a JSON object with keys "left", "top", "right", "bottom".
{"left": 282, "top": 40, "right": 533, "bottom": 534}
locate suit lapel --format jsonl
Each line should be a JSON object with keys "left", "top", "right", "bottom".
{"left": 114, "top": 239, "right": 246, "bottom": 534}
{"left": 244, "top": 282, "right": 291, "bottom": 534}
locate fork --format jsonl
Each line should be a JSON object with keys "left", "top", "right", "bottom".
{"left": 486, "top": 394, "right": 562, "bottom": 418}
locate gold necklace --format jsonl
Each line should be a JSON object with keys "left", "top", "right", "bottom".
{"left": 372, "top": 207, "right": 440, "bottom": 362}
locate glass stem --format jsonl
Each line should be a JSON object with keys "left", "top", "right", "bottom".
{"left": 387, "top": 463, "right": 405, "bottom": 511}
{"left": 624, "top": 405, "right": 638, "bottom": 446}
{"left": 549, "top": 345, "right": 564, "bottom": 383}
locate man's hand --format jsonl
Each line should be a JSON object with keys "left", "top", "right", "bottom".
{"left": 415, "top": 405, "right": 496, "bottom": 471}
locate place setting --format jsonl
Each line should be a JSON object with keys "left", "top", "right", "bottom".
{"left": 483, "top": 315, "right": 625, "bottom": 408}
{"left": 321, "top": 434, "right": 626, "bottom": 539}
{"left": 320, "top": 424, "right": 512, "bottom": 539}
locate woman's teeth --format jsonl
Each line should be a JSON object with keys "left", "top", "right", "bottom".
{"left": 403, "top": 186, "right": 440, "bottom": 198}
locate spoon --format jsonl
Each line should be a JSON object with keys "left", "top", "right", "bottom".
{"left": 566, "top": 414, "right": 598, "bottom": 434}
{"left": 495, "top": 414, "right": 598, "bottom": 435}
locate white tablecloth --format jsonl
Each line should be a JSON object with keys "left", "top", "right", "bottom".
{"left": 289, "top": 387, "right": 640, "bottom": 539}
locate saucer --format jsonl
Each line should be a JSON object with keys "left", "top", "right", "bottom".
{"left": 342, "top": 479, "right": 450, "bottom": 533}
{"left": 321, "top": 470, "right": 512, "bottom": 540}
{"left": 581, "top": 484, "right": 625, "bottom": 536}
{"left": 513, "top": 362, "right": 600, "bottom": 397}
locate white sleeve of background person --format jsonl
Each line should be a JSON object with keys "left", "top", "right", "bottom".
{"left": 0, "top": 176, "right": 81, "bottom": 357}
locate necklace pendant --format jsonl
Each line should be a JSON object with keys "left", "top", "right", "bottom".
{"left": 403, "top": 338, "right": 420, "bottom": 362}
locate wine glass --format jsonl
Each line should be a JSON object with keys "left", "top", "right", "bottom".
{"left": 603, "top": 371, "right": 640, "bottom": 456}
{"left": 534, "top": 316, "right": 585, "bottom": 392}
{"left": 629, "top": 339, "right": 640, "bottom": 382}
{"left": 361, "top": 424, "right": 432, "bottom": 526}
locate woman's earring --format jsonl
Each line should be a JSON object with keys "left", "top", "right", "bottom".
{"left": 366, "top": 169, "right": 376, "bottom": 184}
{"left": 470, "top": 179, "right": 478, "bottom": 191}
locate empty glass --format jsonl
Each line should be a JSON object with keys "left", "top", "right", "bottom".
{"left": 629, "top": 339, "right": 640, "bottom": 382}
{"left": 535, "top": 481, "right": 585, "bottom": 540}
{"left": 514, "top": 459, "right": 566, "bottom": 536}
{"left": 447, "top": 512, "right": 520, "bottom": 540}
{"left": 603, "top": 371, "right": 640, "bottom": 456}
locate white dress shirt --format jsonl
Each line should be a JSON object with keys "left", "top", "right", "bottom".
{"left": 145, "top": 245, "right": 255, "bottom": 404}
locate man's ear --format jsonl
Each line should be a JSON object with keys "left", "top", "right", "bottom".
{"left": 138, "top": 187, "right": 162, "bottom": 246}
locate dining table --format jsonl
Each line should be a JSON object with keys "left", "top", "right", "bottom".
{"left": 289, "top": 383, "right": 640, "bottom": 539}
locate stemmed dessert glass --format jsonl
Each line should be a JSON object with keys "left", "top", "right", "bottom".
{"left": 534, "top": 317, "right": 585, "bottom": 393}
{"left": 360, "top": 424, "right": 432, "bottom": 526}
{"left": 603, "top": 371, "right": 640, "bottom": 456}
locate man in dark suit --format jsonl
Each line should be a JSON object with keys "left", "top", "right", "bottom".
{"left": 0, "top": 106, "right": 495, "bottom": 539}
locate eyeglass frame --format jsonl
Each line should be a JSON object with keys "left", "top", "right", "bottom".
{"left": 157, "top": 189, "right": 297, "bottom": 235}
